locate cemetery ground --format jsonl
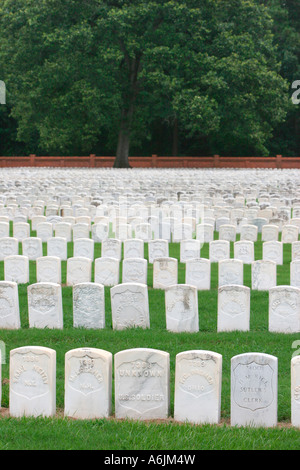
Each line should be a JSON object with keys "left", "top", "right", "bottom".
{"left": 0, "top": 234, "right": 300, "bottom": 450}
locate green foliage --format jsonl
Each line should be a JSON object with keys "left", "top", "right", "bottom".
{"left": 0, "top": 0, "right": 294, "bottom": 157}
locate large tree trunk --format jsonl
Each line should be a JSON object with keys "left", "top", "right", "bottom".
{"left": 114, "top": 112, "right": 132, "bottom": 168}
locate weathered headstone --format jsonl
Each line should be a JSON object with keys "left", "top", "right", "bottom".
{"left": 165, "top": 284, "right": 199, "bottom": 332}
{"left": 291, "top": 260, "right": 300, "bottom": 288}
{"left": 4, "top": 255, "right": 29, "bottom": 284}
{"left": 148, "top": 239, "right": 169, "bottom": 264}
{"left": 110, "top": 283, "right": 150, "bottom": 330}
{"left": 36, "top": 256, "right": 61, "bottom": 284}
{"left": 101, "top": 238, "right": 122, "bottom": 260}
{"left": 282, "top": 224, "right": 299, "bottom": 244}
{"left": 153, "top": 257, "right": 178, "bottom": 289}
{"left": 64, "top": 347, "right": 112, "bottom": 419}
{"left": 123, "top": 239, "right": 144, "bottom": 259}
{"left": 180, "top": 239, "right": 201, "bottom": 263}
{"left": 73, "top": 282, "right": 105, "bottom": 329}
{"left": 185, "top": 258, "right": 211, "bottom": 290}
{"left": 233, "top": 240, "right": 254, "bottom": 264}
{"left": 122, "top": 258, "right": 148, "bottom": 284}
{"left": 231, "top": 352, "right": 278, "bottom": 427}
{"left": 114, "top": 348, "right": 170, "bottom": 420}
{"left": 9, "top": 346, "right": 56, "bottom": 417}
{"left": 174, "top": 350, "right": 222, "bottom": 424}
{"left": 240, "top": 224, "right": 258, "bottom": 242}
{"left": 47, "top": 237, "right": 67, "bottom": 260}
{"left": 94, "top": 257, "right": 120, "bottom": 286}
{"left": 263, "top": 241, "right": 283, "bottom": 265}
{"left": 218, "top": 259, "right": 243, "bottom": 287}
{"left": 0, "top": 237, "right": 18, "bottom": 260}
{"left": 291, "top": 355, "right": 300, "bottom": 428}
{"left": 217, "top": 285, "right": 250, "bottom": 332}
{"left": 209, "top": 240, "right": 230, "bottom": 263}
{"left": 261, "top": 224, "right": 279, "bottom": 242}
{"left": 0, "top": 281, "right": 20, "bottom": 329}
{"left": 28, "top": 282, "right": 63, "bottom": 329}
{"left": 22, "top": 237, "right": 43, "bottom": 260}
{"left": 251, "top": 260, "right": 277, "bottom": 290}
{"left": 66, "top": 257, "right": 92, "bottom": 286}
{"left": 74, "top": 237, "right": 94, "bottom": 260}
{"left": 269, "top": 286, "right": 300, "bottom": 333}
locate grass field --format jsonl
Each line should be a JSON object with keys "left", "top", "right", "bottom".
{"left": 0, "top": 230, "right": 300, "bottom": 450}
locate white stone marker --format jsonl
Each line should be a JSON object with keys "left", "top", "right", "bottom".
{"left": 262, "top": 241, "right": 283, "bottom": 265}
{"left": 9, "top": 346, "right": 56, "bottom": 418}
{"left": 110, "top": 283, "right": 150, "bottom": 330}
{"left": 73, "top": 282, "right": 105, "bottom": 329}
{"left": 123, "top": 239, "right": 144, "bottom": 259}
{"left": 282, "top": 224, "right": 299, "bottom": 244}
{"left": 22, "top": 237, "right": 43, "bottom": 260}
{"left": 54, "top": 222, "right": 72, "bottom": 242}
{"left": 0, "top": 281, "right": 20, "bottom": 329}
{"left": 91, "top": 223, "right": 108, "bottom": 242}
{"left": 28, "top": 282, "right": 63, "bottom": 329}
{"left": 36, "top": 256, "right": 61, "bottom": 284}
{"left": 251, "top": 260, "right": 277, "bottom": 290}
{"left": 4, "top": 255, "right": 29, "bottom": 284}
{"left": 0, "top": 222, "right": 9, "bottom": 238}
{"left": 114, "top": 348, "right": 170, "bottom": 420}
{"left": 101, "top": 238, "right": 122, "bottom": 260}
{"left": 180, "top": 239, "right": 201, "bottom": 263}
{"left": 174, "top": 350, "right": 222, "bottom": 424}
{"left": 64, "top": 347, "right": 112, "bottom": 419}
{"left": 240, "top": 224, "right": 258, "bottom": 242}
{"left": 219, "top": 224, "right": 236, "bottom": 242}
{"left": 148, "top": 239, "right": 169, "bottom": 263}
{"left": 209, "top": 240, "right": 230, "bottom": 263}
{"left": 72, "top": 222, "right": 90, "bottom": 240}
{"left": 231, "top": 352, "right": 277, "bottom": 428}
{"left": 291, "top": 260, "right": 300, "bottom": 288}
{"left": 74, "top": 237, "right": 94, "bottom": 260}
{"left": 122, "top": 258, "right": 148, "bottom": 284}
{"left": 234, "top": 241, "right": 254, "bottom": 264}
{"left": 94, "top": 257, "right": 120, "bottom": 286}
{"left": 0, "top": 237, "right": 18, "bottom": 260}
{"left": 165, "top": 284, "right": 198, "bottom": 332}
{"left": 218, "top": 259, "right": 243, "bottom": 287}
{"left": 261, "top": 224, "right": 279, "bottom": 242}
{"left": 292, "top": 241, "right": 300, "bottom": 261}
{"left": 217, "top": 285, "right": 250, "bottom": 332}
{"left": 36, "top": 222, "right": 53, "bottom": 242}
{"left": 153, "top": 257, "right": 178, "bottom": 289}
{"left": 66, "top": 256, "right": 92, "bottom": 286}
{"left": 269, "top": 286, "right": 300, "bottom": 333}
{"left": 291, "top": 355, "right": 300, "bottom": 427}
{"left": 13, "top": 222, "right": 30, "bottom": 241}
{"left": 185, "top": 258, "right": 211, "bottom": 290}
{"left": 47, "top": 237, "right": 67, "bottom": 260}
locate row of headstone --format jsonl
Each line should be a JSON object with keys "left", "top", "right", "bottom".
{"left": 5, "top": 345, "right": 300, "bottom": 428}
{"left": 1, "top": 280, "right": 300, "bottom": 334}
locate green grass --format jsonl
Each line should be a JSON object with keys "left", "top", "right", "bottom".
{"left": 0, "top": 234, "right": 300, "bottom": 450}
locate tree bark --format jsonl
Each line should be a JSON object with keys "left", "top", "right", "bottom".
{"left": 114, "top": 111, "right": 132, "bottom": 168}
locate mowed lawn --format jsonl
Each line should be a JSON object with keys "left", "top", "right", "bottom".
{"left": 0, "top": 232, "right": 300, "bottom": 450}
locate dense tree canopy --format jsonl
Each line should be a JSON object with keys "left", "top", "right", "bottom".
{"left": 0, "top": 0, "right": 298, "bottom": 166}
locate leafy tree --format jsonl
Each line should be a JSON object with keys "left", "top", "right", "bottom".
{"left": 0, "top": 0, "right": 291, "bottom": 164}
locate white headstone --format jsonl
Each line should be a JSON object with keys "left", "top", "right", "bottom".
{"left": 72, "top": 223, "right": 90, "bottom": 240}
{"left": 263, "top": 241, "right": 283, "bottom": 265}
{"left": 47, "top": 237, "right": 67, "bottom": 260}
{"left": 180, "top": 239, "right": 201, "bottom": 263}
{"left": 22, "top": 237, "right": 43, "bottom": 260}
{"left": 217, "top": 285, "right": 250, "bottom": 332}
{"left": 122, "top": 258, "right": 148, "bottom": 284}
{"left": 64, "top": 347, "right": 112, "bottom": 419}
{"left": 231, "top": 352, "right": 277, "bottom": 427}
{"left": 269, "top": 286, "right": 300, "bottom": 333}
{"left": 13, "top": 222, "right": 30, "bottom": 241}
{"left": 282, "top": 224, "right": 299, "bottom": 244}
{"left": 240, "top": 224, "right": 258, "bottom": 242}
{"left": 36, "top": 222, "right": 53, "bottom": 242}
{"left": 153, "top": 257, "right": 178, "bottom": 289}
{"left": 291, "top": 260, "right": 300, "bottom": 288}
{"left": 28, "top": 282, "right": 63, "bottom": 329}
{"left": 292, "top": 241, "right": 300, "bottom": 261}
{"left": 251, "top": 260, "right": 277, "bottom": 291}
{"left": 9, "top": 346, "right": 56, "bottom": 417}
{"left": 94, "top": 257, "right": 120, "bottom": 286}
{"left": 165, "top": 284, "right": 198, "bottom": 332}
{"left": 54, "top": 222, "right": 72, "bottom": 242}
{"left": 0, "top": 281, "right": 20, "bottom": 329}
{"left": 0, "top": 237, "right": 19, "bottom": 260}
{"left": 219, "top": 224, "right": 236, "bottom": 242}
{"left": 148, "top": 239, "right": 169, "bottom": 264}
{"left": 218, "top": 259, "right": 243, "bottom": 287}
{"left": 74, "top": 238, "right": 94, "bottom": 260}
{"left": 36, "top": 256, "right": 61, "bottom": 284}
{"left": 261, "top": 224, "right": 279, "bottom": 242}
{"left": 196, "top": 223, "right": 214, "bottom": 243}
{"left": 174, "top": 350, "right": 222, "bottom": 424}
{"left": 110, "top": 283, "right": 150, "bottom": 330}
{"left": 73, "top": 282, "right": 105, "bottom": 329}
{"left": 114, "top": 348, "right": 170, "bottom": 420}
{"left": 66, "top": 257, "right": 92, "bottom": 286}
{"left": 209, "top": 240, "right": 230, "bottom": 263}
{"left": 123, "top": 239, "right": 144, "bottom": 259}
{"left": 4, "top": 255, "right": 29, "bottom": 284}
{"left": 91, "top": 223, "right": 108, "bottom": 242}
{"left": 185, "top": 258, "right": 211, "bottom": 290}
{"left": 101, "top": 238, "right": 122, "bottom": 260}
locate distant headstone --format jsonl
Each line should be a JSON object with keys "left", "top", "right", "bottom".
{"left": 174, "top": 350, "right": 222, "bottom": 424}
{"left": 36, "top": 256, "right": 61, "bottom": 284}
{"left": 209, "top": 240, "right": 230, "bottom": 262}
{"left": 22, "top": 237, "right": 43, "bottom": 260}
{"left": 101, "top": 238, "right": 122, "bottom": 260}
{"left": 64, "top": 347, "right": 112, "bottom": 419}
{"left": 185, "top": 258, "right": 211, "bottom": 290}
{"left": 218, "top": 259, "right": 243, "bottom": 287}
{"left": 94, "top": 257, "right": 120, "bottom": 286}
{"left": 148, "top": 239, "right": 169, "bottom": 263}
{"left": 47, "top": 237, "right": 67, "bottom": 260}
{"left": 263, "top": 241, "right": 283, "bottom": 265}
{"left": 0, "top": 281, "right": 20, "bottom": 329}
{"left": 0, "top": 237, "right": 18, "bottom": 260}
{"left": 4, "top": 255, "right": 29, "bottom": 284}
{"left": 74, "top": 238, "right": 94, "bottom": 260}
{"left": 180, "top": 239, "right": 201, "bottom": 263}
{"left": 251, "top": 260, "right": 277, "bottom": 290}
{"left": 123, "top": 239, "right": 144, "bottom": 259}
{"left": 153, "top": 257, "right": 178, "bottom": 289}
{"left": 66, "top": 257, "right": 92, "bottom": 286}
{"left": 231, "top": 352, "right": 277, "bottom": 427}
{"left": 114, "top": 348, "right": 170, "bottom": 420}
{"left": 122, "top": 258, "right": 148, "bottom": 284}
{"left": 233, "top": 241, "right": 254, "bottom": 264}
